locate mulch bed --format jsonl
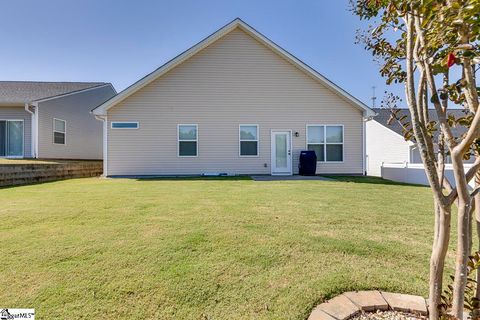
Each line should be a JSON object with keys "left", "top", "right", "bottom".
{"left": 349, "top": 310, "right": 427, "bottom": 320}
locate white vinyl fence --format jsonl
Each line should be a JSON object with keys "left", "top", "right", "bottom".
{"left": 381, "top": 162, "right": 475, "bottom": 189}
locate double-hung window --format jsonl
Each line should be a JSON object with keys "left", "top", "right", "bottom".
{"left": 178, "top": 124, "right": 198, "bottom": 156}
{"left": 53, "top": 118, "right": 66, "bottom": 145}
{"left": 239, "top": 125, "right": 258, "bottom": 156}
{"left": 307, "top": 125, "right": 343, "bottom": 162}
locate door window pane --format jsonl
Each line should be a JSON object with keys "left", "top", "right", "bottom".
{"left": 7, "top": 121, "right": 23, "bottom": 156}
{"left": 275, "top": 134, "right": 287, "bottom": 168}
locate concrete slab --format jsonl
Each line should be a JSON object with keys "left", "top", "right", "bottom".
{"left": 381, "top": 292, "right": 428, "bottom": 315}
{"left": 343, "top": 291, "right": 389, "bottom": 311}
{"left": 251, "top": 175, "right": 334, "bottom": 181}
{"left": 317, "top": 294, "right": 360, "bottom": 320}
{"left": 308, "top": 307, "right": 338, "bottom": 320}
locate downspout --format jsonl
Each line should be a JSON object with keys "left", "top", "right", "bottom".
{"left": 362, "top": 116, "right": 367, "bottom": 175}
{"left": 363, "top": 112, "right": 375, "bottom": 176}
{"left": 94, "top": 114, "right": 108, "bottom": 177}
{"left": 24, "top": 102, "right": 38, "bottom": 158}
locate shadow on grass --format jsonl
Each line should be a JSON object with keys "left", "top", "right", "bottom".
{"left": 323, "top": 175, "right": 428, "bottom": 187}
{"left": 0, "top": 176, "right": 100, "bottom": 190}
{"left": 130, "top": 175, "right": 253, "bottom": 182}
{"left": 125, "top": 175, "right": 425, "bottom": 186}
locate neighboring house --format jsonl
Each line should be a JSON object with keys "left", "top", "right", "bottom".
{"left": 93, "top": 18, "right": 375, "bottom": 176}
{"left": 0, "top": 81, "right": 116, "bottom": 159}
{"left": 366, "top": 108, "right": 468, "bottom": 176}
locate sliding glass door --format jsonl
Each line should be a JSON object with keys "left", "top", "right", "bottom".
{"left": 0, "top": 121, "right": 5, "bottom": 157}
{"left": 0, "top": 120, "right": 24, "bottom": 157}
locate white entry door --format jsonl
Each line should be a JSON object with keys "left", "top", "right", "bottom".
{"left": 271, "top": 131, "right": 292, "bottom": 175}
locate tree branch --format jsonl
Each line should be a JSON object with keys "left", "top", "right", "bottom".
{"left": 447, "top": 157, "right": 480, "bottom": 204}
{"left": 471, "top": 186, "right": 480, "bottom": 198}
{"left": 413, "top": 15, "right": 457, "bottom": 151}
{"left": 405, "top": 13, "right": 446, "bottom": 205}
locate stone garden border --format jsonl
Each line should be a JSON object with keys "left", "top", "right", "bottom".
{"left": 308, "top": 291, "right": 428, "bottom": 320}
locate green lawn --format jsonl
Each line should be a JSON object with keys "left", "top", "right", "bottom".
{"left": 0, "top": 176, "right": 441, "bottom": 319}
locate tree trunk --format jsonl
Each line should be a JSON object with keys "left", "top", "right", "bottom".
{"left": 474, "top": 173, "right": 480, "bottom": 317}
{"left": 452, "top": 200, "right": 473, "bottom": 318}
{"left": 451, "top": 152, "right": 474, "bottom": 318}
{"left": 429, "top": 202, "right": 452, "bottom": 320}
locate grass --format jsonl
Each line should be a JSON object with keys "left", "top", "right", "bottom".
{"left": 0, "top": 176, "right": 444, "bottom": 319}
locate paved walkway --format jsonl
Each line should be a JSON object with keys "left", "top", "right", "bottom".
{"left": 308, "top": 290, "right": 428, "bottom": 320}
{"left": 251, "top": 175, "right": 334, "bottom": 181}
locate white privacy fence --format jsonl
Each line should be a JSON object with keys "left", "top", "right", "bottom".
{"left": 381, "top": 162, "right": 475, "bottom": 189}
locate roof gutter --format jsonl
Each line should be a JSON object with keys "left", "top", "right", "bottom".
{"left": 24, "top": 103, "right": 33, "bottom": 115}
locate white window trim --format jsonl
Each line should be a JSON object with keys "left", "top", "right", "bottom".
{"left": 306, "top": 124, "right": 344, "bottom": 163}
{"left": 239, "top": 124, "right": 259, "bottom": 157}
{"left": 111, "top": 121, "right": 139, "bottom": 129}
{"left": 0, "top": 119, "right": 25, "bottom": 158}
{"left": 177, "top": 124, "right": 198, "bottom": 157}
{"left": 53, "top": 118, "right": 66, "bottom": 145}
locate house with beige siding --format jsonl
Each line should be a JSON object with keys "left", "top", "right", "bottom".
{"left": 93, "top": 18, "right": 375, "bottom": 176}
{"left": 0, "top": 81, "right": 116, "bottom": 159}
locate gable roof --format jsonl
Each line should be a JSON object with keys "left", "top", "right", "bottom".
{"left": 92, "top": 18, "right": 375, "bottom": 117}
{"left": 373, "top": 108, "right": 468, "bottom": 138}
{"left": 0, "top": 81, "right": 110, "bottom": 105}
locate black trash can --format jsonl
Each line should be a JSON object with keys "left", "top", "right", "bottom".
{"left": 299, "top": 150, "right": 317, "bottom": 176}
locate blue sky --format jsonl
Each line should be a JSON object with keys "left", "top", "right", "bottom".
{"left": 0, "top": 0, "right": 404, "bottom": 107}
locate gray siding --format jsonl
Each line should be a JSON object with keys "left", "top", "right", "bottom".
{"left": 0, "top": 106, "right": 32, "bottom": 158}
{"left": 38, "top": 85, "right": 115, "bottom": 159}
{"left": 107, "top": 28, "right": 364, "bottom": 176}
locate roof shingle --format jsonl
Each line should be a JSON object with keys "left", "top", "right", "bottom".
{"left": 372, "top": 108, "right": 468, "bottom": 138}
{"left": 0, "top": 81, "right": 108, "bottom": 104}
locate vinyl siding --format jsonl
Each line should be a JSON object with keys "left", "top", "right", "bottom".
{"left": 366, "top": 120, "right": 410, "bottom": 176}
{"left": 37, "top": 85, "right": 115, "bottom": 159}
{"left": 107, "top": 28, "right": 364, "bottom": 176}
{"left": 0, "top": 106, "right": 32, "bottom": 158}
